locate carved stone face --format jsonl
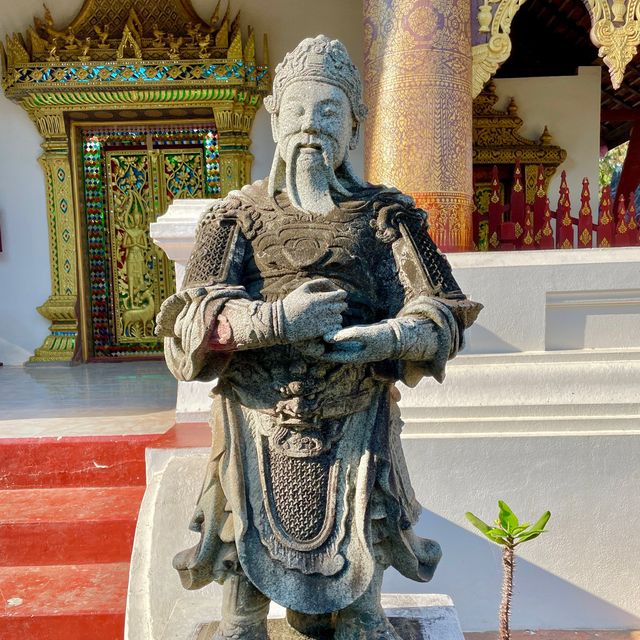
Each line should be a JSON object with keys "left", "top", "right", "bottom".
{"left": 274, "top": 80, "right": 355, "bottom": 170}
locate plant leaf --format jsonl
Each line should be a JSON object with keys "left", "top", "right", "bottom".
{"left": 465, "top": 512, "right": 492, "bottom": 535}
{"left": 515, "top": 530, "right": 547, "bottom": 544}
{"left": 512, "top": 524, "right": 530, "bottom": 536}
{"left": 529, "top": 511, "right": 551, "bottom": 533}
{"left": 498, "top": 500, "right": 519, "bottom": 533}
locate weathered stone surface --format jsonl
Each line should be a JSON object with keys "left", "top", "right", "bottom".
{"left": 196, "top": 617, "right": 424, "bottom": 639}
{"left": 156, "top": 34, "right": 480, "bottom": 635}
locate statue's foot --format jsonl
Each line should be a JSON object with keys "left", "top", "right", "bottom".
{"left": 212, "top": 619, "right": 268, "bottom": 640}
{"left": 334, "top": 615, "right": 401, "bottom": 640}
{"left": 286, "top": 609, "right": 334, "bottom": 638}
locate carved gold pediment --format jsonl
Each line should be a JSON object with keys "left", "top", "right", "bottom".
{"left": 473, "top": 81, "right": 567, "bottom": 202}
{"left": 472, "top": 0, "right": 527, "bottom": 99}
{"left": 472, "top": 0, "right": 640, "bottom": 96}
{"left": 473, "top": 81, "right": 567, "bottom": 167}
{"left": 1, "top": 0, "right": 269, "bottom": 98}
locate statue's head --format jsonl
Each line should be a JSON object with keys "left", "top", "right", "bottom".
{"left": 264, "top": 36, "right": 367, "bottom": 214}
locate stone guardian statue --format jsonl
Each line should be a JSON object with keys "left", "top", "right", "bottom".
{"left": 157, "top": 35, "right": 481, "bottom": 640}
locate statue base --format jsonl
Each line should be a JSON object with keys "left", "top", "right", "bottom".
{"left": 197, "top": 616, "right": 426, "bottom": 639}
{"left": 190, "top": 593, "right": 463, "bottom": 639}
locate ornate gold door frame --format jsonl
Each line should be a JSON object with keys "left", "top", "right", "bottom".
{"left": 1, "top": 0, "right": 269, "bottom": 362}
{"left": 74, "top": 121, "right": 219, "bottom": 360}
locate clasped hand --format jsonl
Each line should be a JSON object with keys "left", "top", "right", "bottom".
{"left": 282, "top": 278, "right": 397, "bottom": 363}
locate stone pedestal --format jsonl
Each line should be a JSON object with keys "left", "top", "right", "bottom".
{"left": 195, "top": 597, "right": 463, "bottom": 639}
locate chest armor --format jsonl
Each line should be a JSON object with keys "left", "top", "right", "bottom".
{"left": 239, "top": 204, "right": 385, "bottom": 325}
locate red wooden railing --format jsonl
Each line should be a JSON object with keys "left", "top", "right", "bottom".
{"left": 473, "top": 161, "right": 640, "bottom": 250}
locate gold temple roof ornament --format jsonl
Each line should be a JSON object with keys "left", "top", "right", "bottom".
{"left": 583, "top": 0, "right": 640, "bottom": 90}
{"left": 473, "top": 81, "right": 567, "bottom": 203}
{"left": 473, "top": 81, "right": 567, "bottom": 167}
{"left": 1, "top": 0, "right": 270, "bottom": 99}
{"left": 471, "top": 0, "right": 640, "bottom": 96}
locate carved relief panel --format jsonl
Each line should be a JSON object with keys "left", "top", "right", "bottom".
{"left": 78, "top": 123, "right": 219, "bottom": 359}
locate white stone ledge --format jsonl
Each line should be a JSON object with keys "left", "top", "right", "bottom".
{"left": 448, "top": 246, "right": 640, "bottom": 268}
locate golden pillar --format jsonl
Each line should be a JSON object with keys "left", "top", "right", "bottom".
{"left": 363, "top": 0, "right": 473, "bottom": 251}
{"left": 29, "top": 111, "right": 79, "bottom": 362}
{"left": 213, "top": 100, "right": 258, "bottom": 196}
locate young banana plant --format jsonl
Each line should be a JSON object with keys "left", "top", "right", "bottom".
{"left": 466, "top": 502, "right": 551, "bottom": 640}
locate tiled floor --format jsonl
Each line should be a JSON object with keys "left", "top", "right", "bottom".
{"left": 465, "top": 632, "right": 640, "bottom": 640}
{"left": 0, "top": 362, "right": 177, "bottom": 437}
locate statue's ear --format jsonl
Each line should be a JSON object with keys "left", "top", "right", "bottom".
{"left": 270, "top": 113, "right": 280, "bottom": 144}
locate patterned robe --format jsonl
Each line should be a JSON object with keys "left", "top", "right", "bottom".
{"left": 159, "top": 179, "right": 480, "bottom": 614}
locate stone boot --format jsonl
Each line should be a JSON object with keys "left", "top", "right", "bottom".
{"left": 286, "top": 609, "right": 335, "bottom": 638}
{"left": 334, "top": 565, "right": 400, "bottom": 640}
{"left": 213, "top": 574, "right": 270, "bottom": 640}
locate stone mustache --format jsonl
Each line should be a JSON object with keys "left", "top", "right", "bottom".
{"left": 157, "top": 35, "right": 481, "bottom": 640}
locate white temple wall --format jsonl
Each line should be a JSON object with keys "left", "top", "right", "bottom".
{"left": 494, "top": 67, "right": 601, "bottom": 216}
{"left": 0, "top": 0, "right": 364, "bottom": 365}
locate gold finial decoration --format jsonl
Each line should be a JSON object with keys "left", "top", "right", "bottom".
{"left": 151, "top": 23, "right": 166, "bottom": 48}
{"left": 478, "top": 1, "right": 493, "bottom": 33}
{"left": 78, "top": 37, "right": 92, "bottom": 62}
{"left": 612, "top": 0, "right": 627, "bottom": 21}
{"left": 244, "top": 26, "right": 255, "bottom": 64}
{"left": 582, "top": 0, "right": 640, "bottom": 89}
{"left": 215, "top": 12, "right": 230, "bottom": 48}
{"left": 167, "top": 34, "right": 183, "bottom": 60}
{"left": 117, "top": 25, "right": 142, "bottom": 60}
{"left": 472, "top": 0, "right": 528, "bottom": 98}
{"left": 47, "top": 38, "right": 60, "bottom": 62}
{"left": 227, "top": 26, "right": 242, "bottom": 60}
{"left": 263, "top": 32, "right": 270, "bottom": 68}
{"left": 209, "top": 0, "right": 221, "bottom": 27}
{"left": 198, "top": 31, "right": 211, "bottom": 59}
{"left": 230, "top": 9, "right": 242, "bottom": 37}
{"left": 94, "top": 24, "right": 110, "bottom": 48}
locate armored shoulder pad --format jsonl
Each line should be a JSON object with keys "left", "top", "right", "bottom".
{"left": 400, "top": 214, "right": 464, "bottom": 299}
{"left": 182, "top": 199, "right": 243, "bottom": 288}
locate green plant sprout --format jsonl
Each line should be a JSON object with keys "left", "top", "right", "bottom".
{"left": 466, "top": 501, "right": 551, "bottom": 640}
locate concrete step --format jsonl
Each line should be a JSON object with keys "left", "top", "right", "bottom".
{"left": 0, "top": 562, "right": 129, "bottom": 639}
{"left": 0, "top": 486, "right": 145, "bottom": 566}
{"left": 0, "top": 423, "right": 209, "bottom": 489}
{"left": 0, "top": 435, "right": 155, "bottom": 489}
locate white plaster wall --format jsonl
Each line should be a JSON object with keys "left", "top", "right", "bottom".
{"left": 494, "top": 67, "right": 601, "bottom": 217}
{"left": 0, "top": 0, "right": 364, "bottom": 364}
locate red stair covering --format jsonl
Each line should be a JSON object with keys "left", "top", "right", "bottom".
{"left": 0, "top": 422, "right": 210, "bottom": 640}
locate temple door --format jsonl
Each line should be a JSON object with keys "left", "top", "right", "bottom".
{"left": 77, "top": 122, "right": 220, "bottom": 360}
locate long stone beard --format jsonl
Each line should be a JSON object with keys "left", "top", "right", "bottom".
{"left": 269, "top": 139, "right": 353, "bottom": 215}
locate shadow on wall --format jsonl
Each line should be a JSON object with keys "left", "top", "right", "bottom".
{"left": 383, "top": 511, "right": 640, "bottom": 632}
{"left": 461, "top": 324, "right": 520, "bottom": 355}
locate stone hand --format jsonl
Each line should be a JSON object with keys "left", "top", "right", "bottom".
{"left": 321, "top": 322, "right": 397, "bottom": 364}
{"left": 156, "top": 289, "right": 201, "bottom": 338}
{"left": 281, "top": 278, "right": 348, "bottom": 342}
